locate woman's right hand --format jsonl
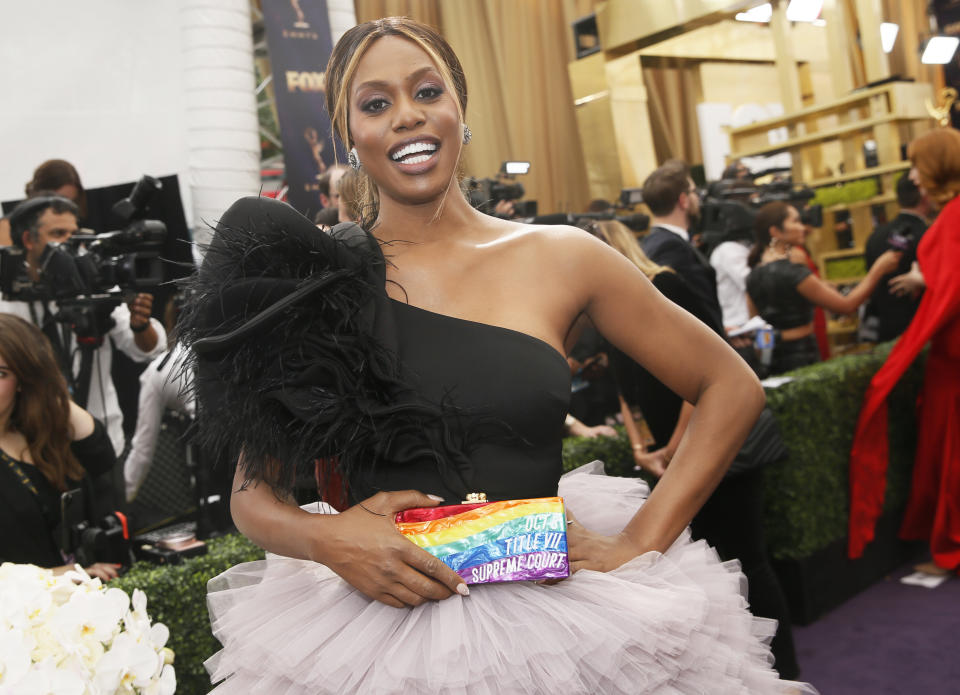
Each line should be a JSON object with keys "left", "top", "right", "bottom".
{"left": 85, "top": 562, "right": 122, "bottom": 582}
{"left": 873, "top": 249, "right": 903, "bottom": 276}
{"left": 317, "top": 490, "right": 469, "bottom": 608}
{"left": 633, "top": 448, "right": 669, "bottom": 477}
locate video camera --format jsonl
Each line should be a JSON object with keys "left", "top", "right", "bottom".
{"left": 59, "top": 487, "right": 133, "bottom": 568}
{"left": 697, "top": 175, "right": 823, "bottom": 257}
{"left": 0, "top": 175, "right": 167, "bottom": 307}
{"left": 465, "top": 161, "right": 537, "bottom": 217}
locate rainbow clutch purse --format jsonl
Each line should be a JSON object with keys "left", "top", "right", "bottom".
{"left": 395, "top": 494, "right": 569, "bottom": 585}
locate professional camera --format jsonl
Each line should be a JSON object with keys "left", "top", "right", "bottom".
{"left": 527, "top": 210, "right": 650, "bottom": 234}
{"left": 465, "top": 161, "right": 537, "bottom": 217}
{"left": 59, "top": 487, "right": 134, "bottom": 567}
{"left": 0, "top": 175, "right": 167, "bottom": 305}
{"left": 697, "top": 175, "right": 823, "bottom": 257}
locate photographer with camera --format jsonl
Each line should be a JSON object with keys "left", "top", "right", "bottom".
{"left": 0, "top": 313, "right": 120, "bottom": 581}
{"left": 0, "top": 195, "right": 167, "bottom": 457}
{"left": 862, "top": 175, "right": 930, "bottom": 342}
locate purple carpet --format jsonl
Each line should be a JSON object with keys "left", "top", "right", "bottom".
{"left": 792, "top": 563, "right": 960, "bottom": 694}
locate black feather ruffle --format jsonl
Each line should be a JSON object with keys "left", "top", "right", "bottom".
{"left": 176, "top": 197, "right": 477, "bottom": 498}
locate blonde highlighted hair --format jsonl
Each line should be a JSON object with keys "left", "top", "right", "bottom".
{"left": 324, "top": 17, "right": 468, "bottom": 227}
{"left": 589, "top": 220, "right": 672, "bottom": 280}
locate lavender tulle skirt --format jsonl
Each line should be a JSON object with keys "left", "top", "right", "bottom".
{"left": 205, "top": 462, "right": 817, "bottom": 693}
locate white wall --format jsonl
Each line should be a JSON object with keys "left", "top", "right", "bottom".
{"left": 0, "top": 3, "right": 188, "bottom": 203}
{"left": 0, "top": 0, "right": 261, "bottom": 240}
{"left": 327, "top": 0, "right": 357, "bottom": 45}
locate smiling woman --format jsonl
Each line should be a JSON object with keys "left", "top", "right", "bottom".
{"left": 180, "top": 17, "right": 817, "bottom": 694}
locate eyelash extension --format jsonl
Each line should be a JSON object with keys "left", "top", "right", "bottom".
{"left": 360, "top": 84, "right": 444, "bottom": 114}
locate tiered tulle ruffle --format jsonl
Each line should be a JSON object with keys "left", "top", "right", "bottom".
{"left": 205, "top": 462, "right": 817, "bottom": 694}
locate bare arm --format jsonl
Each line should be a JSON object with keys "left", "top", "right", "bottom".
{"left": 796, "top": 250, "right": 901, "bottom": 315}
{"left": 67, "top": 401, "right": 95, "bottom": 440}
{"left": 559, "top": 232, "right": 764, "bottom": 567}
{"left": 662, "top": 401, "right": 695, "bottom": 461}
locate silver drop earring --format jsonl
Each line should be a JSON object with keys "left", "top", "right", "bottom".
{"left": 348, "top": 148, "right": 361, "bottom": 170}
{"left": 462, "top": 125, "right": 472, "bottom": 145}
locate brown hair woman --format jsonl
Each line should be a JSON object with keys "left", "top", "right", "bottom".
{"left": 0, "top": 313, "right": 118, "bottom": 580}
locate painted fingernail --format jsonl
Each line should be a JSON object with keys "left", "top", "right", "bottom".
{"left": 456, "top": 583, "right": 470, "bottom": 596}
{"left": 427, "top": 494, "right": 444, "bottom": 501}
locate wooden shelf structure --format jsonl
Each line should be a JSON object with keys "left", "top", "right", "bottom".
{"left": 729, "top": 81, "right": 933, "bottom": 258}
{"left": 729, "top": 81, "right": 934, "bottom": 355}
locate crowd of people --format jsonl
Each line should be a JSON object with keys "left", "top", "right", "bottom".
{"left": 1, "top": 14, "right": 957, "bottom": 693}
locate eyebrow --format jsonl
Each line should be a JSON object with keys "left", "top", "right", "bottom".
{"left": 353, "top": 66, "right": 439, "bottom": 95}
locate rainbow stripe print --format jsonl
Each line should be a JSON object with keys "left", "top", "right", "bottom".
{"left": 395, "top": 497, "right": 569, "bottom": 585}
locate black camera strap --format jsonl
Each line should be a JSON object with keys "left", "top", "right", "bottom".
{"left": 0, "top": 447, "right": 39, "bottom": 497}
{"left": 27, "top": 300, "right": 73, "bottom": 387}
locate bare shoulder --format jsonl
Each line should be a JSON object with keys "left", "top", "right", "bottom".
{"left": 484, "top": 218, "right": 606, "bottom": 263}
{"left": 787, "top": 246, "right": 811, "bottom": 266}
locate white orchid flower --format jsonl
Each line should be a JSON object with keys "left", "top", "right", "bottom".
{"left": 94, "top": 632, "right": 164, "bottom": 692}
{"left": 0, "top": 627, "right": 32, "bottom": 690}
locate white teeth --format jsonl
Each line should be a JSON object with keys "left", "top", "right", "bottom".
{"left": 392, "top": 141, "right": 437, "bottom": 161}
{"left": 403, "top": 154, "right": 432, "bottom": 165}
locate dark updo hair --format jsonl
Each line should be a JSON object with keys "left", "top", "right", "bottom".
{"left": 747, "top": 201, "right": 793, "bottom": 267}
{"left": 25, "top": 159, "right": 87, "bottom": 218}
{"left": 324, "top": 17, "right": 468, "bottom": 226}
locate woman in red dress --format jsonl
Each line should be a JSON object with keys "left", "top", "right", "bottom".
{"left": 849, "top": 128, "right": 960, "bottom": 572}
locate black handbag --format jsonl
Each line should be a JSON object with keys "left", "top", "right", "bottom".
{"left": 727, "top": 407, "right": 788, "bottom": 476}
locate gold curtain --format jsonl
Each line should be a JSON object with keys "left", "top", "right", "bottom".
{"left": 354, "top": 0, "right": 442, "bottom": 30}
{"left": 353, "top": 0, "right": 590, "bottom": 213}
{"left": 641, "top": 57, "right": 703, "bottom": 167}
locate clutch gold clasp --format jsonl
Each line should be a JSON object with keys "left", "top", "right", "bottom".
{"left": 462, "top": 492, "right": 487, "bottom": 504}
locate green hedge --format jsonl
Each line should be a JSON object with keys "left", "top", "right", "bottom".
{"left": 561, "top": 341, "right": 924, "bottom": 561}
{"left": 760, "top": 343, "right": 923, "bottom": 559}
{"left": 112, "top": 534, "right": 264, "bottom": 695}
{"left": 112, "top": 342, "right": 923, "bottom": 692}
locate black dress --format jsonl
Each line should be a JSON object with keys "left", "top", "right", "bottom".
{"left": 746, "top": 259, "right": 818, "bottom": 373}
{"left": 0, "top": 419, "right": 116, "bottom": 566}
{"left": 358, "top": 299, "right": 570, "bottom": 502}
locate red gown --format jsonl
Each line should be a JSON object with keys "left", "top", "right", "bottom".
{"left": 848, "top": 196, "right": 960, "bottom": 568}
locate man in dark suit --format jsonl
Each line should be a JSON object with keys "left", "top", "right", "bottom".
{"left": 640, "top": 159, "right": 725, "bottom": 333}
{"left": 863, "top": 175, "right": 930, "bottom": 342}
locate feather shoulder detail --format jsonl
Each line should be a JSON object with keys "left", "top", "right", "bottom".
{"left": 176, "top": 196, "right": 472, "bottom": 497}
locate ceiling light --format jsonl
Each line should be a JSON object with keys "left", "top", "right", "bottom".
{"left": 786, "top": 0, "right": 823, "bottom": 23}
{"left": 921, "top": 35, "right": 959, "bottom": 64}
{"left": 880, "top": 23, "right": 899, "bottom": 53}
{"left": 735, "top": 3, "right": 772, "bottom": 23}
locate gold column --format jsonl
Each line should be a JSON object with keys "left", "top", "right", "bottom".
{"left": 606, "top": 52, "right": 659, "bottom": 189}
{"left": 568, "top": 53, "right": 623, "bottom": 202}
